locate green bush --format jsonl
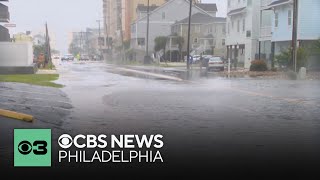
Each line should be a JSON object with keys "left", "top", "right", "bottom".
{"left": 275, "top": 47, "right": 309, "bottom": 70}
{"left": 250, "top": 60, "right": 268, "bottom": 71}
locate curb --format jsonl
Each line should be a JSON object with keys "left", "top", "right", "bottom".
{"left": 116, "top": 67, "right": 184, "bottom": 82}
{"left": 0, "top": 109, "right": 34, "bottom": 123}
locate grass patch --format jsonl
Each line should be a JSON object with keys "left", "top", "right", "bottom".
{"left": 0, "top": 74, "right": 63, "bottom": 88}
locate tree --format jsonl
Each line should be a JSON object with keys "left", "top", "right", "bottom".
{"left": 275, "top": 47, "right": 309, "bottom": 70}
{"left": 33, "top": 44, "right": 46, "bottom": 59}
{"left": 154, "top": 36, "right": 168, "bottom": 62}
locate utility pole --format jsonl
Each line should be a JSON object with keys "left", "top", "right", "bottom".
{"left": 44, "top": 22, "right": 52, "bottom": 68}
{"left": 146, "top": 0, "right": 150, "bottom": 57}
{"left": 97, "top": 19, "right": 102, "bottom": 60}
{"left": 118, "top": 7, "right": 125, "bottom": 61}
{"left": 144, "top": 0, "right": 151, "bottom": 64}
{"left": 292, "top": 0, "right": 299, "bottom": 72}
{"left": 186, "top": 0, "right": 193, "bottom": 70}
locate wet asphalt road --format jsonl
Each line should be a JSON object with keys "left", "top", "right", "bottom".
{"left": 58, "top": 62, "right": 320, "bottom": 173}
{"left": 1, "top": 61, "right": 320, "bottom": 176}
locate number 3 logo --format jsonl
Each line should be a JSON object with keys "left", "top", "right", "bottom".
{"left": 18, "top": 141, "right": 48, "bottom": 155}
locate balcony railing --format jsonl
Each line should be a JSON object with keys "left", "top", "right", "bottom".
{"left": 260, "top": 26, "right": 272, "bottom": 38}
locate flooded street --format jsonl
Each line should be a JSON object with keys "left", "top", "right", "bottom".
{"left": 53, "top": 61, "right": 320, "bottom": 173}
{"left": 1, "top": 61, "right": 320, "bottom": 175}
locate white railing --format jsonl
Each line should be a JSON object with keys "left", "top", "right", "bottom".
{"left": 260, "top": 26, "right": 272, "bottom": 38}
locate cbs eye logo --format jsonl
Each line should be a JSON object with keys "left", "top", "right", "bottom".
{"left": 58, "top": 134, "right": 73, "bottom": 149}
{"left": 14, "top": 129, "right": 51, "bottom": 167}
{"left": 18, "top": 140, "right": 48, "bottom": 155}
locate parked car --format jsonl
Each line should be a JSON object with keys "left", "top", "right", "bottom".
{"left": 61, "top": 54, "right": 74, "bottom": 61}
{"left": 79, "top": 54, "right": 90, "bottom": 61}
{"left": 192, "top": 55, "right": 201, "bottom": 64}
{"left": 207, "top": 56, "right": 225, "bottom": 71}
{"left": 53, "top": 55, "right": 60, "bottom": 59}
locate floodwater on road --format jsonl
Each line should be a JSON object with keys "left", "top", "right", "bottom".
{"left": 55, "top": 62, "right": 320, "bottom": 163}
{"left": 1, "top": 61, "right": 319, "bottom": 174}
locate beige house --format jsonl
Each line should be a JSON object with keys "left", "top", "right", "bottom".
{"left": 171, "top": 12, "right": 226, "bottom": 57}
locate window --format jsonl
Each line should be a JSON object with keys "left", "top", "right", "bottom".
{"left": 246, "top": 30, "right": 251, "bottom": 37}
{"left": 228, "top": 0, "right": 231, "bottom": 7}
{"left": 242, "top": 19, "right": 245, "bottom": 32}
{"left": 237, "top": 20, "right": 240, "bottom": 32}
{"left": 222, "top": 39, "right": 225, "bottom": 46}
{"left": 137, "top": 38, "right": 145, "bottom": 46}
{"left": 275, "top": 12, "right": 279, "bottom": 28}
{"left": 162, "top": 12, "right": 166, "bottom": 20}
{"left": 247, "top": 0, "right": 252, "bottom": 6}
{"left": 228, "top": 23, "right": 230, "bottom": 34}
{"left": 232, "top": 20, "right": 234, "bottom": 29}
{"left": 288, "top": 10, "right": 292, "bottom": 26}
{"left": 194, "top": 38, "right": 198, "bottom": 43}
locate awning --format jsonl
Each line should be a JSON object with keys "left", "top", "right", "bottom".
{"left": 268, "top": 0, "right": 292, "bottom": 8}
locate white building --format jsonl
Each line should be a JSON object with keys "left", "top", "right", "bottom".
{"left": 226, "top": 0, "right": 262, "bottom": 69}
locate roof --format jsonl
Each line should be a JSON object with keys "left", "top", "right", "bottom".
{"left": 268, "top": 0, "right": 291, "bottom": 7}
{"left": 137, "top": 4, "right": 159, "bottom": 12}
{"left": 132, "top": 0, "right": 216, "bottom": 24}
{"left": 195, "top": 3, "right": 218, "bottom": 12}
{"left": 227, "top": 7, "right": 246, "bottom": 16}
{"left": 176, "top": 13, "right": 225, "bottom": 25}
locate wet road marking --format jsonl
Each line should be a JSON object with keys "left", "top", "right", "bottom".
{"left": 0, "top": 109, "right": 34, "bottom": 123}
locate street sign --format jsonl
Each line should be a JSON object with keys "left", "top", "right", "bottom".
{"left": 4, "top": 24, "right": 16, "bottom": 28}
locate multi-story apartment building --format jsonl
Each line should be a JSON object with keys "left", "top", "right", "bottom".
{"left": 269, "top": 0, "right": 320, "bottom": 61}
{"left": 102, "top": 0, "right": 121, "bottom": 47}
{"left": 0, "top": 0, "right": 10, "bottom": 42}
{"left": 102, "top": 0, "right": 167, "bottom": 45}
{"left": 226, "top": 0, "right": 262, "bottom": 69}
{"left": 257, "top": 0, "right": 320, "bottom": 68}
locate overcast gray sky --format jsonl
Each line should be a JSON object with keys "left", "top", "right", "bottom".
{"left": 7, "top": 0, "right": 226, "bottom": 54}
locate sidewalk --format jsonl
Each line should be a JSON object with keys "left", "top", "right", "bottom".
{"left": 36, "top": 69, "right": 58, "bottom": 74}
